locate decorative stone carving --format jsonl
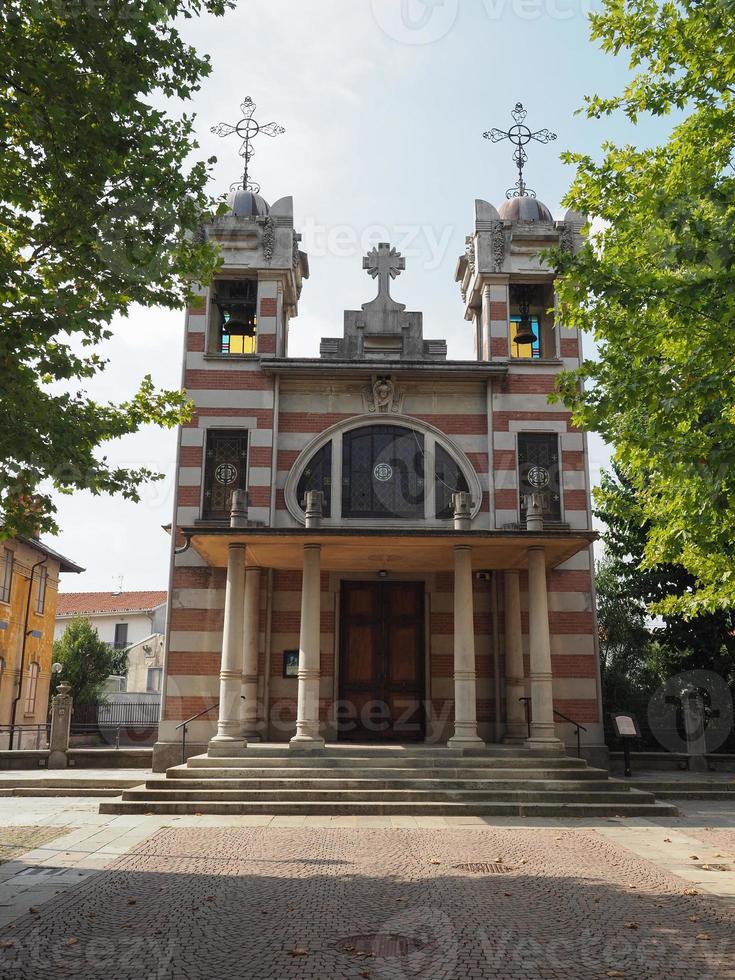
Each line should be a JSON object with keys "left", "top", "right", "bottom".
{"left": 465, "top": 237, "right": 476, "bottom": 276}
{"left": 363, "top": 376, "right": 404, "bottom": 414}
{"left": 492, "top": 222, "right": 505, "bottom": 272}
{"left": 262, "top": 216, "right": 275, "bottom": 263}
{"left": 292, "top": 233, "right": 301, "bottom": 269}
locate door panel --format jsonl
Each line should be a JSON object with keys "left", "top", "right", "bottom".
{"left": 339, "top": 581, "right": 425, "bottom": 742}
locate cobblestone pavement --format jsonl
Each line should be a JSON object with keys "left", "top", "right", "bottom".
{"left": 1, "top": 827, "right": 734, "bottom": 980}
{"left": 0, "top": 827, "right": 70, "bottom": 865}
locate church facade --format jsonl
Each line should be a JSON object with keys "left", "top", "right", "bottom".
{"left": 152, "top": 180, "right": 602, "bottom": 771}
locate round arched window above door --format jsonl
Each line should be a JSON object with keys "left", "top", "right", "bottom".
{"left": 286, "top": 416, "right": 481, "bottom": 526}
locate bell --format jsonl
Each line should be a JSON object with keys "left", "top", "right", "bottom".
{"left": 513, "top": 313, "right": 536, "bottom": 346}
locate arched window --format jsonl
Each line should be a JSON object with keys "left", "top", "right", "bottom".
{"left": 25, "top": 662, "right": 39, "bottom": 715}
{"left": 286, "top": 417, "right": 482, "bottom": 526}
{"left": 434, "top": 444, "right": 470, "bottom": 519}
{"left": 296, "top": 442, "right": 332, "bottom": 517}
{"left": 343, "top": 425, "right": 424, "bottom": 518}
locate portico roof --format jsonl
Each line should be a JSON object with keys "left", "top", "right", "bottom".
{"left": 180, "top": 526, "right": 596, "bottom": 572}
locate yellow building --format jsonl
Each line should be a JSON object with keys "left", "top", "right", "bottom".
{"left": 0, "top": 537, "right": 82, "bottom": 749}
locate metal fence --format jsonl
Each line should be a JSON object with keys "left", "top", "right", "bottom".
{"left": 71, "top": 701, "right": 160, "bottom": 746}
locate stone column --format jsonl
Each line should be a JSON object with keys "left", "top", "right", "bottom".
{"left": 503, "top": 570, "right": 528, "bottom": 743}
{"left": 48, "top": 682, "right": 72, "bottom": 769}
{"left": 209, "top": 543, "right": 248, "bottom": 757}
{"left": 448, "top": 545, "right": 483, "bottom": 748}
{"left": 526, "top": 547, "right": 563, "bottom": 751}
{"left": 290, "top": 544, "right": 325, "bottom": 750}
{"left": 241, "top": 566, "right": 261, "bottom": 741}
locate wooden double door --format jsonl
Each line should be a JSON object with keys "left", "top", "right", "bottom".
{"left": 338, "top": 581, "right": 426, "bottom": 742}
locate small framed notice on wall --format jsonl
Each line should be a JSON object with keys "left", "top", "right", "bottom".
{"left": 283, "top": 650, "right": 299, "bottom": 678}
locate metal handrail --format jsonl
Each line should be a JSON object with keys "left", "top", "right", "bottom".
{"left": 176, "top": 698, "right": 245, "bottom": 764}
{"left": 175, "top": 703, "right": 220, "bottom": 732}
{"left": 553, "top": 709, "right": 588, "bottom": 758}
{"left": 176, "top": 702, "right": 219, "bottom": 765}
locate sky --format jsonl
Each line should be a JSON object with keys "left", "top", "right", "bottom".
{"left": 49, "top": 0, "right": 660, "bottom": 592}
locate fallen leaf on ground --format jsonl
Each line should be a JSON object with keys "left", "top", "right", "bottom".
{"left": 289, "top": 948, "right": 309, "bottom": 957}
{"left": 429, "top": 859, "right": 441, "bottom": 865}
{"left": 127, "top": 897, "right": 137, "bottom": 905}
{"left": 683, "top": 888, "right": 699, "bottom": 896}
{"left": 0, "top": 941, "right": 15, "bottom": 949}
{"left": 689, "top": 855, "right": 699, "bottom": 861}
{"left": 64, "top": 938, "right": 78, "bottom": 947}
{"left": 29, "top": 907, "right": 39, "bottom": 914}
{"left": 624, "top": 922, "right": 639, "bottom": 930}
{"left": 689, "top": 916, "right": 700, "bottom": 922}
{"left": 663, "top": 838, "right": 671, "bottom": 843}
{"left": 606, "top": 971, "right": 625, "bottom": 978}
{"left": 696, "top": 934, "right": 711, "bottom": 941}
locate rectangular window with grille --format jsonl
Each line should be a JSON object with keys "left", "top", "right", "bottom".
{"left": 0, "top": 548, "right": 12, "bottom": 604}
{"left": 203, "top": 430, "right": 249, "bottom": 521}
{"left": 517, "top": 432, "right": 562, "bottom": 522}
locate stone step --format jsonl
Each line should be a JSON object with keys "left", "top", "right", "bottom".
{"left": 99, "top": 798, "right": 678, "bottom": 817}
{"left": 170, "top": 764, "right": 605, "bottom": 781}
{"left": 185, "top": 754, "right": 589, "bottom": 771}
{"left": 149, "top": 776, "right": 616, "bottom": 792}
{"left": 191, "top": 745, "right": 536, "bottom": 759}
{"left": 122, "top": 787, "right": 655, "bottom": 804}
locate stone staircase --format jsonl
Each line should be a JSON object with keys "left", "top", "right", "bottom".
{"left": 100, "top": 745, "right": 677, "bottom": 817}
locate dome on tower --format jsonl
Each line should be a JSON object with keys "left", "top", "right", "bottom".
{"left": 227, "top": 189, "right": 270, "bottom": 218}
{"left": 497, "top": 196, "right": 553, "bottom": 223}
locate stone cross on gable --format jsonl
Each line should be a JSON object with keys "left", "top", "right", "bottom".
{"left": 363, "top": 243, "right": 405, "bottom": 302}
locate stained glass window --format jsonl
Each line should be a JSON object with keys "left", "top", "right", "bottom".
{"left": 342, "top": 426, "right": 425, "bottom": 519}
{"left": 296, "top": 442, "right": 332, "bottom": 517}
{"left": 435, "top": 444, "right": 470, "bottom": 519}
{"left": 510, "top": 315, "right": 542, "bottom": 359}
{"left": 203, "top": 430, "right": 249, "bottom": 521}
{"left": 213, "top": 279, "right": 258, "bottom": 355}
{"left": 518, "top": 432, "right": 561, "bottom": 521}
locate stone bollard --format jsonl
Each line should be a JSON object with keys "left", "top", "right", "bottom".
{"left": 230, "top": 489, "right": 249, "bottom": 529}
{"left": 525, "top": 493, "right": 544, "bottom": 532}
{"left": 304, "top": 491, "right": 324, "bottom": 529}
{"left": 48, "top": 682, "right": 73, "bottom": 770}
{"left": 452, "top": 492, "right": 472, "bottom": 531}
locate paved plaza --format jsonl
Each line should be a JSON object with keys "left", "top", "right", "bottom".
{"left": 0, "top": 795, "right": 733, "bottom": 979}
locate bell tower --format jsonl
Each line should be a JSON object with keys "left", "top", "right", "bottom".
{"left": 194, "top": 96, "right": 309, "bottom": 359}
{"left": 454, "top": 103, "right": 583, "bottom": 364}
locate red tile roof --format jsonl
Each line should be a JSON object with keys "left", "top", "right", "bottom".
{"left": 56, "top": 591, "right": 168, "bottom": 617}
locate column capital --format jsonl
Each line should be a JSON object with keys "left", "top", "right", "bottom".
{"left": 228, "top": 542, "right": 247, "bottom": 554}
{"left": 303, "top": 542, "right": 322, "bottom": 554}
{"left": 453, "top": 544, "right": 472, "bottom": 555}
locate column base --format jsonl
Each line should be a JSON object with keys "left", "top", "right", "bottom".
{"left": 289, "top": 734, "right": 325, "bottom": 752}
{"left": 448, "top": 734, "right": 485, "bottom": 750}
{"left": 208, "top": 736, "right": 248, "bottom": 758}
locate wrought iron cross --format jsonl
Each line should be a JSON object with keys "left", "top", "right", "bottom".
{"left": 483, "top": 103, "right": 557, "bottom": 200}
{"left": 211, "top": 97, "right": 285, "bottom": 194}
{"left": 363, "top": 243, "right": 405, "bottom": 301}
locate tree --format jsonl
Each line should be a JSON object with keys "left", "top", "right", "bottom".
{"left": 597, "top": 464, "right": 735, "bottom": 685}
{"left": 52, "top": 615, "right": 117, "bottom": 705}
{"left": 595, "top": 552, "right": 655, "bottom": 710}
{"left": 551, "top": 0, "right": 735, "bottom": 615}
{"left": 0, "top": 0, "right": 231, "bottom": 540}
